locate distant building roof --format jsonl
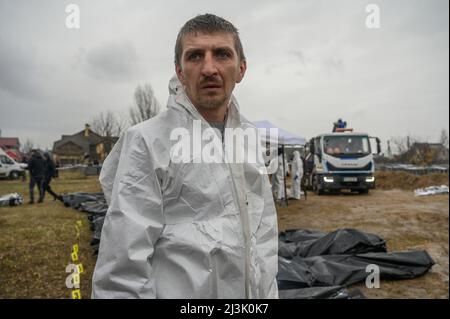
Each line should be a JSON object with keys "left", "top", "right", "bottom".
{"left": 53, "top": 128, "right": 104, "bottom": 154}
{"left": 0, "top": 137, "right": 20, "bottom": 148}
{"left": 52, "top": 124, "right": 119, "bottom": 164}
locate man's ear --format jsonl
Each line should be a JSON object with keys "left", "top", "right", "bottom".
{"left": 236, "top": 60, "right": 247, "bottom": 84}
{"left": 175, "top": 64, "right": 185, "bottom": 85}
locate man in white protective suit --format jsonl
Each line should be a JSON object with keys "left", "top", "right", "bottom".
{"left": 270, "top": 153, "right": 286, "bottom": 201}
{"left": 91, "top": 14, "right": 279, "bottom": 299}
{"left": 290, "top": 151, "right": 303, "bottom": 200}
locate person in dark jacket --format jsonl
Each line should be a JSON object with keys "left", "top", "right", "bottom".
{"left": 27, "top": 149, "right": 46, "bottom": 204}
{"left": 42, "top": 152, "right": 62, "bottom": 202}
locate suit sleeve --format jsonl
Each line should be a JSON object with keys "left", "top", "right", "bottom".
{"left": 92, "top": 127, "right": 164, "bottom": 298}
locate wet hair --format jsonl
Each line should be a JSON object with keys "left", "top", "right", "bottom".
{"left": 174, "top": 13, "right": 246, "bottom": 66}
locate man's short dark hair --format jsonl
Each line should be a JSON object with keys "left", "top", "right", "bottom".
{"left": 174, "top": 13, "right": 246, "bottom": 66}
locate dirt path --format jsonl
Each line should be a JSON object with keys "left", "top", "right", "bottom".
{"left": 276, "top": 189, "right": 449, "bottom": 298}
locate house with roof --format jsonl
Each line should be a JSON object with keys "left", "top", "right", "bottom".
{"left": 52, "top": 124, "right": 119, "bottom": 165}
{"left": 0, "top": 137, "right": 21, "bottom": 161}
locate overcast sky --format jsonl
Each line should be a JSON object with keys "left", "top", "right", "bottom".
{"left": 0, "top": 0, "right": 448, "bottom": 151}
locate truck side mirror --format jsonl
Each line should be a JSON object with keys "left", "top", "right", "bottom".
{"left": 309, "top": 139, "right": 315, "bottom": 155}
{"left": 370, "top": 136, "right": 381, "bottom": 155}
{"left": 376, "top": 137, "right": 381, "bottom": 154}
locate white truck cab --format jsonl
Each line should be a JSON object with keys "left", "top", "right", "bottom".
{"left": 305, "top": 130, "right": 381, "bottom": 195}
{"left": 0, "top": 148, "right": 26, "bottom": 179}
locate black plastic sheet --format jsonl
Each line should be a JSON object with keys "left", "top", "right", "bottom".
{"left": 278, "top": 250, "right": 435, "bottom": 289}
{"left": 279, "top": 228, "right": 387, "bottom": 258}
{"left": 62, "top": 192, "right": 106, "bottom": 212}
{"left": 277, "top": 228, "right": 435, "bottom": 298}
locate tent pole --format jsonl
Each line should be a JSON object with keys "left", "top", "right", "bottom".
{"left": 282, "top": 144, "right": 288, "bottom": 206}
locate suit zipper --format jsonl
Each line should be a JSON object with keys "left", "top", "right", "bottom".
{"left": 222, "top": 133, "right": 251, "bottom": 299}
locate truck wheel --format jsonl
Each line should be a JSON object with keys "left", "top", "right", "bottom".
{"left": 9, "top": 171, "right": 19, "bottom": 180}
{"left": 313, "top": 175, "right": 324, "bottom": 195}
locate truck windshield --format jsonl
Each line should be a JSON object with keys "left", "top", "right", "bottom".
{"left": 323, "top": 136, "right": 370, "bottom": 156}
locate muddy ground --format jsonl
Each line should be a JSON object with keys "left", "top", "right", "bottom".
{"left": 276, "top": 186, "right": 449, "bottom": 298}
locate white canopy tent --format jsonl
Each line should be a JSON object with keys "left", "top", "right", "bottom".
{"left": 252, "top": 120, "right": 306, "bottom": 146}
{"left": 252, "top": 120, "right": 307, "bottom": 206}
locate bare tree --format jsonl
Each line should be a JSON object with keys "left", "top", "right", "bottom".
{"left": 90, "top": 111, "right": 126, "bottom": 137}
{"left": 439, "top": 128, "right": 449, "bottom": 148}
{"left": 116, "top": 116, "right": 128, "bottom": 136}
{"left": 20, "top": 138, "right": 35, "bottom": 154}
{"left": 386, "top": 140, "right": 392, "bottom": 158}
{"left": 129, "top": 84, "right": 160, "bottom": 125}
{"left": 391, "top": 134, "right": 419, "bottom": 155}
{"left": 390, "top": 136, "right": 408, "bottom": 155}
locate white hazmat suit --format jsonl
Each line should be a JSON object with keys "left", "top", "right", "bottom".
{"left": 290, "top": 151, "right": 303, "bottom": 199}
{"left": 270, "top": 155, "right": 286, "bottom": 200}
{"left": 91, "top": 77, "right": 279, "bottom": 299}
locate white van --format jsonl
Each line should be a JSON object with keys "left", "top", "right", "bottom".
{"left": 0, "top": 148, "right": 26, "bottom": 179}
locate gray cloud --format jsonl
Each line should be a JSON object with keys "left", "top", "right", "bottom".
{"left": 0, "top": 0, "right": 448, "bottom": 150}
{"left": 0, "top": 35, "right": 41, "bottom": 99}
{"left": 77, "top": 40, "right": 143, "bottom": 82}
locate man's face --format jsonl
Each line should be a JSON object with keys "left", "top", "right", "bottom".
{"left": 176, "top": 32, "right": 246, "bottom": 111}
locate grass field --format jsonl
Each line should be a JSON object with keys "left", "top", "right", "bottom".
{"left": 0, "top": 171, "right": 101, "bottom": 299}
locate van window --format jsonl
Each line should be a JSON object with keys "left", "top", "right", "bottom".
{"left": 0, "top": 155, "right": 14, "bottom": 165}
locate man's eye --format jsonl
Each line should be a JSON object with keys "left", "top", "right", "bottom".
{"left": 216, "top": 50, "right": 231, "bottom": 59}
{"left": 188, "top": 53, "right": 202, "bottom": 60}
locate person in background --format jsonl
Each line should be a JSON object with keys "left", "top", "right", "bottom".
{"left": 271, "top": 148, "right": 286, "bottom": 201}
{"left": 42, "top": 152, "right": 63, "bottom": 202}
{"left": 290, "top": 150, "right": 303, "bottom": 200}
{"left": 27, "top": 149, "right": 46, "bottom": 204}
{"left": 284, "top": 152, "right": 290, "bottom": 177}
